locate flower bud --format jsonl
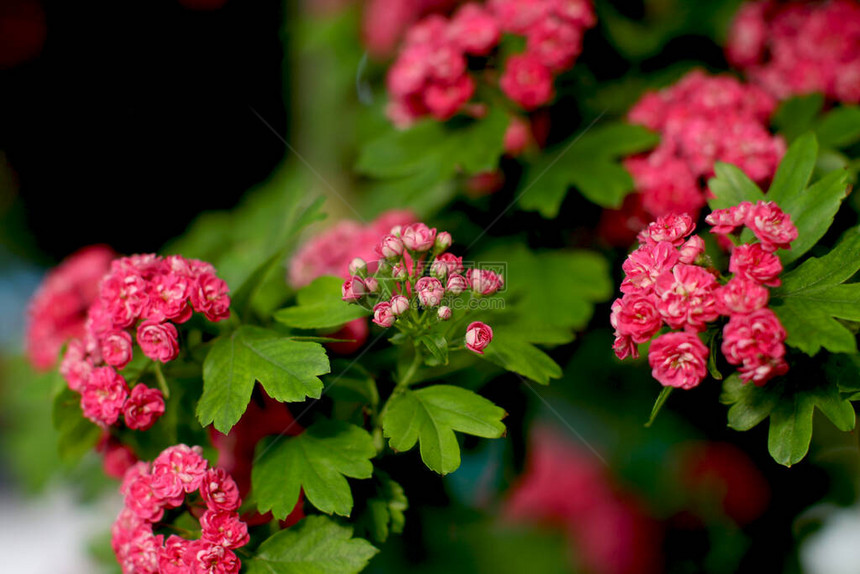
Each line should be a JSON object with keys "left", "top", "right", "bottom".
{"left": 389, "top": 295, "right": 410, "bottom": 316}
{"left": 348, "top": 257, "right": 367, "bottom": 276}
{"left": 416, "top": 277, "right": 445, "bottom": 308}
{"left": 390, "top": 225, "right": 403, "bottom": 237}
{"left": 430, "top": 259, "right": 448, "bottom": 280}
{"left": 364, "top": 277, "right": 379, "bottom": 294}
{"left": 372, "top": 302, "right": 396, "bottom": 328}
{"left": 392, "top": 264, "right": 408, "bottom": 282}
{"left": 678, "top": 235, "right": 705, "bottom": 264}
{"left": 446, "top": 273, "right": 469, "bottom": 295}
{"left": 377, "top": 234, "right": 405, "bottom": 260}
{"left": 342, "top": 276, "right": 367, "bottom": 302}
{"left": 401, "top": 223, "right": 437, "bottom": 252}
{"left": 467, "top": 268, "right": 504, "bottom": 296}
{"left": 465, "top": 321, "right": 493, "bottom": 354}
{"left": 434, "top": 231, "right": 453, "bottom": 252}
{"left": 437, "top": 306, "right": 452, "bottom": 321}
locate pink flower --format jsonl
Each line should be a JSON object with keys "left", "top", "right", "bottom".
{"left": 101, "top": 438, "right": 138, "bottom": 479}
{"left": 745, "top": 201, "right": 798, "bottom": 252}
{"left": 123, "top": 384, "right": 166, "bottom": 431}
{"left": 726, "top": 1, "right": 768, "bottom": 67}
{"left": 401, "top": 223, "right": 438, "bottom": 251}
{"left": 377, "top": 233, "right": 406, "bottom": 259}
{"left": 60, "top": 339, "right": 94, "bottom": 392}
{"left": 387, "top": 43, "right": 432, "bottom": 97}
{"left": 490, "top": 0, "right": 549, "bottom": 34}
{"left": 373, "top": 301, "right": 397, "bottom": 327}
{"left": 738, "top": 354, "right": 789, "bottom": 385}
{"left": 342, "top": 276, "right": 368, "bottom": 302}
{"left": 426, "top": 43, "right": 467, "bottom": 83}
{"left": 199, "top": 468, "right": 242, "bottom": 512}
{"left": 653, "top": 264, "right": 720, "bottom": 331}
{"left": 416, "top": 277, "right": 445, "bottom": 307}
{"left": 151, "top": 444, "right": 208, "bottom": 501}
{"left": 81, "top": 366, "right": 130, "bottom": 426}
{"left": 714, "top": 277, "right": 770, "bottom": 316}
{"left": 620, "top": 241, "right": 680, "bottom": 295}
{"left": 438, "top": 305, "right": 452, "bottom": 320}
{"left": 504, "top": 116, "right": 532, "bottom": 156}
{"left": 465, "top": 321, "right": 493, "bottom": 354}
{"left": 136, "top": 321, "right": 180, "bottom": 363}
{"left": 552, "top": 0, "right": 596, "bottom": 28}
{"left": 648, "top": 332, "right": 709, "bottom": 390}
{"left": 123, "top": 470, "right": 165, "bottom": 522}
{"left": 389, "top": 295, "right": 410, "bottom": 315}
{"left": 613, "top": 332, "right": 638, "bottom": 360}
{"left": 729, "top": 243, "right": 783, "bottom": 287}
{"left": 100, "top": 272, "right": 148, "bottom": 329}
{"left": 448, "top": 3, "right": 500, "bottom": 56}
{"left": 639, "top": 213, "right": 696, "bottom": 246}
{"left": 500, "top": 53, "right": 554, "bottom": 110}
{"left": 190, "top": 272, "right": 231, "bottom": 322}
{"left": 467, "top": 268, "right": 504, "bottom": 296}
{"left": 526, "top": 17, "right": 582, "bottom": 72}
{"left": 431, "top": 252, "right": 463, "bottom": 278}
{"left": 424, "top": 74, "right": 475, "bottom": 120}
{"left": 706, "top": 203, "right": 751, "bottom": 235}
{"left": 101, "top": 330, "right": 134, "bottom": 369}
{"left": 721, "top": 308, "right": 787, "bottom": 371}
{"left": 610, "top": 294, "right": 663, "bottom": 344}
{"left": 435, "top": 231, "right": 453, "bottom": 252}
{"left": 159, "top": 535, "right": 192, "bottom": 574}
{"left": 446, "top": 273, "right": 469, "bottom": 294}
{"left": 187, "top": 540, "right": 240, "bottom": 574}
{"left": 200, "top": 510, "right": 250, "bottom": 549}
{"left": 678, "top": 235, "right": 705, "bottom": 264}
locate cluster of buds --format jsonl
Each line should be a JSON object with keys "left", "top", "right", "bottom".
{"left": 342, "top": 222, "right": 499, "bottom": 355}
{"left": 113, "top": 444, "right": 248, "bottom": 574}
{"left": 58, "top": 254, "right": 231, "bottom": 429}
{"left": 386, "top": 0, "right": 596, "bottom": 127}
{"left": 727, "top": 0, "right": 860, "bottom": 104}
{"left": 611, "top": 204, "right": 797, "bottom": 390}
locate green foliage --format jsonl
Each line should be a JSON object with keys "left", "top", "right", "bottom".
{"left": 771, "top": 227, "right": 860, "bottom": 355}
{"left": 274, "top": 276, "right": 371, "bottom": 330}
{"left": 52, "top": 386, "right": 102, "bottom": 465}
{"left": 815, "top": 105, "right": 860, "bottom": 149}
{"left": 354, "top": 471, "right": 408, "bottom": 544}
{"left": 382, "top": 385, "right": 506, "bottom": 475}
{"left": 197, "top": 326, "right": 330, "bottom": 433}
{"left": 481, "top": 328, "right": 562, "bottom": 385}
{"left": 252, "top": 420, "right": 375, "bottom": 518}
{"left": 246, "top": 515, "right": 378, "bottom": 574}
{"left": 772, "top": 94, "right": 825, "bottom": 142}
{"left": 721, "top": 373, "right": 855, "bottom": 466}
{"left": 707, "top": 163, "right": 766, "bottom": 209}
{"left": 517, "top": 122, "right": 659, "bottom": 218}
{"left": 356, "top": 108, "right": 508, "bottom": 216}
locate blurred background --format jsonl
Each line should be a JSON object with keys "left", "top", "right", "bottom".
{"left": 2, "top": 1, "right": 860, "bottom": 573}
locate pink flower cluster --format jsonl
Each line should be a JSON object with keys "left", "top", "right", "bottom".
{"left": 112, "top": 444, "right": 248, "bottom": 574}
{"left": 342, "top": 222, "right": 499, "bottom": 354}
{"left": 386, "top": 0, "right": 596, "bottom": 126}
{"left": 60, "top": 254, "right": 231, "bottom": 429}
{"left": 25, "top": 245, "right": 114, "bottom": 370}
{"left": 620, "top": 70, "right": 784, "bottom": 223}
{"left": 727, "top": 0, "right": 860, "bottom": 103}
{"left": 611, "top": 205, "right": 796, "bottom": 389}
{"left": 361, "top": 0, "right": 461, "bottom": 57}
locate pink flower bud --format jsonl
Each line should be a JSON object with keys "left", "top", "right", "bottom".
{"left": 438, "top": 306, "right": 452, "bottom": 321}
{"left": 465, "top": 321, "right": 493, "bottom": 354}
{"left": 364, "top": 277, "right": 379, "bottom": 294}
{"left": 467, "top": 268, "right": 504, "bottom": 296}
{"left": 435, "top": 231, "right": 453, "bottom": 252}
{"left": 342, "top": 276, "right": 367, "bottom": 302}
{"left": 432, "top": 253, "right": 462, "bottom": 279}
{"left": 392, "top": 264, "right": 408, "bottom": 281}
{"left": 137, "top": 321, "right": 180, "bottom": 363}
{"left": 390, "top": 295, "right": 410, "bottom": 316}
{"left": 348, "top": 257, "right": 367, "bottom": 276}
{"left": 377, "top": 234, "right": 406, "bottom": 259}
{"left": 446, "top": 273, "right": 469, "bottom": 294}
{"left": 390, "top": 225, "right": 403, "bottom": 236}
{"left": 401, "top": 223, "right": 437, "bottom": 252}
{"left": 416, "top": 277, "right": 445, "bottom": 308}
{"left": 678, "top": 235, "right": 705, "bottom": 264}
{"left": 101, "top": 330, "right": 134, "bottom": 369}
{"left": 372, "top": 301, "right": 396, "bottom": 328}
{"left": 503, "top": 117, "right": 531, "bottom": 156}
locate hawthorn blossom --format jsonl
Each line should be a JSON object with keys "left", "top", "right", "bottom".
{"left": 648, "top": 332, "right": 709, "bottom": 390}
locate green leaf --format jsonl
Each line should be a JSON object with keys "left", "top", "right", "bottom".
{"left": 355, "top": 471, "right": 408, "bottom": 544}
{"left": 518, "top": 122, "right": 659, "bottom": 217}
{"left": 767, "top": 132, "right": 818, "bottom": 204}
{"left": 383, "top": 385, "right": 506, "bottom": 475}
{"left": 417, "top": 333, "right": 449, "bottom": 367}
{"left": 721, "top": 372, "right": 855, "bottom": 466}
{"left": 771, "top": 226, "right": 860, "bottom": 355}
{"left": 197, "top": 326, "right": 330, "bottom": 433}
{"left": 252, "top": 420, "right": 375, "bottom": 517}
{"left": 481, "top": 329, "right": 562, "bottom": 385}
{"left": 357, "top": 109, "right": 508, "bottom": 216}
{"left": 772, "top": 94, "right": 825, "bottom": 142}
{"left": 274, "top": 276, "right": 371, "bottom": 330}
{"left": 645, "top": 386, "right": 673, "bottom": 428}
{"left": 246, "top": 515, "right": 378, "bottom": 574}
{"left": 772, "top": 168, "right": 851, "bottom": 265}
{"left": 828, "top": 354, "right": 860, "bottom": 399}
{"left": 815, "top": 105, "right": 860, "bottom": 148}
{"left": 52, "top": 387, "right": 102, "bottom": 465}
{"left": 707, "top": 163, "right": 766, "bottom": 210}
